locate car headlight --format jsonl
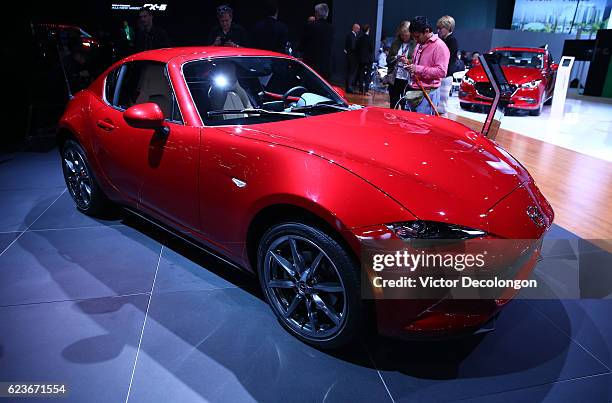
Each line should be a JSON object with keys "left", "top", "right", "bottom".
{"left": 462, "top": 76, "right": 476, "bottom": 85}
{"left": 387, "top": 221, "right": 487, "bottom": 240}
{"left": 519, "top": 80, "right": 542, "bottom": 89}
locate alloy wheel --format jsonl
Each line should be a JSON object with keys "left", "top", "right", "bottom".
{"left": 263, "top": 235, "right": 348, "bottom": 340}
{"left": 62, "top": 147, "right": 93, "bottom": 210}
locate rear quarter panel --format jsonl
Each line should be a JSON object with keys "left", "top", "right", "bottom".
{"left": 58, "top": 90, "right": 95, "bottom": 151}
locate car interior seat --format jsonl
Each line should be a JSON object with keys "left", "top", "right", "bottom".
{"left": 207, "top": 65, "right": 252, "bottom": 120}
{"left": 135, "top": 64, "right": 172, "bottom": 118}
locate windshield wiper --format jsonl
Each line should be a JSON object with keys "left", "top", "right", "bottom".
{"left": 206, "top": 108, "right": 305, "bottom": 117}
{"left": 291, "top": 102, "right": 351, "bottom": 113}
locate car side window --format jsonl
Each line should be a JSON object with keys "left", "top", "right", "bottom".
{"left": 111, "top": 61, "right": 183, "bottom": 124}
{"left": 104, "top": 66, "right": 121, "bottom": 105}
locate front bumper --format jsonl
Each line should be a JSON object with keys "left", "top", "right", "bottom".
{"left": 355, "top": 181, "right": 553, "bottom": 340}
{"left": 373, "top": 236, "right": 542, "bottom": 340}
{"left": 459, "top": 82, "right": 543, "bottom": 110}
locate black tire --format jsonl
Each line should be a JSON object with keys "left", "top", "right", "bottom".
{"left": 257, "top": 222, "right": 364, "bottom": 349}
{"left": 61, "top": 139, "right": 111, "bottom": 216}
{"left": 460, "top": 102, "right": 472, "bottom": 111}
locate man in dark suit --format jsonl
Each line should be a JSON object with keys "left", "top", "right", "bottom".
{"left": 344, "top": 23, "right": 360, "bottom": 93}
{"left": 299, "top": 3, "right": 334, "bottom": 80}
{"left": 355, "top": 24, "right": 374, "bottom": 94}
{"left": 252, "top": 0, "right": 289, "bottom": 53}
{"left": 134, "top": 8, "right": 171, "bottom": 52}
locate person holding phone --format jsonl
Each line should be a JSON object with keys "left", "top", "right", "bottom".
{"left": 207, "top": 5, "right": 249, "bottom": 48}
{"left": 385, "top": 21, "right": 415, "bottom": 109}
{"left": 403, "top": 16, "right": 449, "bottom": 115}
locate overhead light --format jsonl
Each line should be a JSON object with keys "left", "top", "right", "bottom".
{"left": 213, "top": 75, "right": 228, "bottom": 88}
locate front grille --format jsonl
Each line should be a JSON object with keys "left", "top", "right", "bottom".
{"left": 475, "top": 82, "right": 495, "bottom": 99}
{"left": 475, "top": 82, "right": 518, "bottom": 100}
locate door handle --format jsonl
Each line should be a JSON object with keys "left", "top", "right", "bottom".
{"left": 96, "top": 119, "right": 116, "bottom": 131}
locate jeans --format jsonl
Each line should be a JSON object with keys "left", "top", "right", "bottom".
{"left": 438, "top": 76, "right": 453, "bottom": 114}
{"left": 410, "top": 87, "right": 440, "bottom": 115}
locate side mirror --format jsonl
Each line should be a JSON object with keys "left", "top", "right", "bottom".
{"left": 550, "top": 63, "right": 558, "bottom": 71}
{"left": 331, "top": 85, "right": 347, "bottom": 101}
{"left": 124, "top": 103, "right": 164, "bottom": 129}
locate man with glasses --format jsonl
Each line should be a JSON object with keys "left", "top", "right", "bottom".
{"left": 404, "top": 16, "right": 450, "bottom": 115}
{"left": 207, "top": 5, "right": 249, "bottom": 48}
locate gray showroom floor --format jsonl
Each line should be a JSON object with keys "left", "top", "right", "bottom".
{"left": 0, "top": 148, "right": 611, "bottom": 402}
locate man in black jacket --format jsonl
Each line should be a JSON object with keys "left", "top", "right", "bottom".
{"left": 355, "top": 24, "right": 374, "bottom": 94}
{"left": 207, "top": 5, "right": 249, "bottom": 48}
{"left": 252, "top": 0, "right": 289, "bottom": 53}
{"left": 299, "top": 3, "right": 334, "bottom": 80}
{"left": 344, "top": 23, "right": 360, "bottom": 93}
{"left": 134, "top": 8, "right": 171, "bottom": 52}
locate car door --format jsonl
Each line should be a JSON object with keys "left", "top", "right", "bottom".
{"left": 90, "top": 62, "right": 151, "bottom": 204}
{"left": 134, "top": 63, "right": 201, "bottom": 231}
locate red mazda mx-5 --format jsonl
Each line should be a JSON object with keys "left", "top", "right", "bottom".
{"left": 459, "top": 46, "right": 558, "bottom": 116}
{"left": 58, "top": 47, "right": 553, "bottom": 348}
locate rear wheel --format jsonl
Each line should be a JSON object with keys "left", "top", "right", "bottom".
{"left": 257, "top": 222, "right": 364, "bottom": 349}
{"left": 61, "top": 139, "right": 111, "bottom": 215}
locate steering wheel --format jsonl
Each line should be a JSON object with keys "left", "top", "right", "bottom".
{"left": 282, "top": 86, "right": 308, "bottom": 104}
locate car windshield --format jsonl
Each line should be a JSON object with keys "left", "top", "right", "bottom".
{"left": 183, "top": 56, "right": 348, "bottom": 126}
{"left": 494, "top": 50, "right": 543, "bottom": 69}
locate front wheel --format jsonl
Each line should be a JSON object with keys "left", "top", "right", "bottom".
{"left": 459, "top": 102, "right": 472, "bottom": 111}
{"left": 61, "top": 139, "right": 111, "bottom": 216}
{"left": 529, "top": 102, "right": 543, "bottom": 116}
{"left": 257, "top": 222, "right": 364, "bottom": 349}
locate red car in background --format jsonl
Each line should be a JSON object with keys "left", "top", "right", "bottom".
{"left": 459, "top": 46, "right": 558, "bottom": 116}
{"left": 58, "top": 47, "right": 553, "bottom": 348}
{"left": 32, "top": 24, "right": 104, "bottom": 55}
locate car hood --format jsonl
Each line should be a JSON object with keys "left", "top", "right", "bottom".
{"left": 221, "top": 107, "right": 532, "bottom": 231}
{"left": 468, "top": 65, "right": 543, "bottom": 85}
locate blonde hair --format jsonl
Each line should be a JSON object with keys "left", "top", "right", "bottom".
{"left": 396, "top": 20, "right": 410, "bottom": 40}
{"left": 437, "top": 15, "right": 455, "bottom": 32}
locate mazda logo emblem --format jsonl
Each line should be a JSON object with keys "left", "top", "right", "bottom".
{"left": 527, "top": 205, "right": 545, "bottom": 228}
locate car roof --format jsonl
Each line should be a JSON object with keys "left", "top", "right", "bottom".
{"left": 87, "top": 46, "right": 298, "bottom": 113}
{"left": 121, "top": 46, "right": 290, "bottom": 64}
{"left": 491, "top": 47, "right": 547, "bottom": 54}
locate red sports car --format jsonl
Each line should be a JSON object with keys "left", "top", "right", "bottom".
{"left": 459, "top": 46, "right": 558, "bottom": 116}
{"left": 58, "top": 47, "right": 553, "bottom": 348}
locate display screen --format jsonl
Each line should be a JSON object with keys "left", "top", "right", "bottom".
{"left": 562, "top": 58, "right": 572, "bottom": 67}
{"left": 562, "top": 40, "right": 596, "bottom": 61}
{"left": 512, "top": 0, "right": 611, "bottom": 37}
{"left": 111, "top": 3, "right": 168, "bottom": 11}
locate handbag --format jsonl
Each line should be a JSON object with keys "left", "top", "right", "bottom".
{"left": 381, "top": 65, "right": 396, "bottom": 85}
